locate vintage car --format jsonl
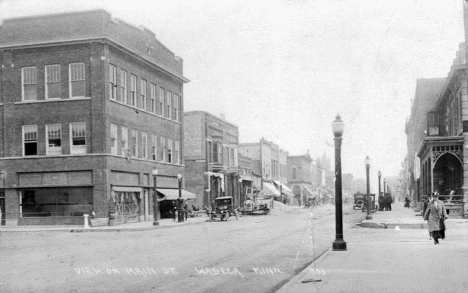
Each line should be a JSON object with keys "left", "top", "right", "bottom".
{"left": 209, "top": 196, "right": 238, "bottom": 221}
{"left": 353, "top": 193, "right": 377, "bottom": 212}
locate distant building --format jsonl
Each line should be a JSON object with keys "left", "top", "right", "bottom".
{"left": 239, "top": 138, "right": 288, "bottom": 199}
{"left": 0, "top": 10, "right": 189, "bottom": 226}
{"left": 184, "top": 111, "right": 239, "bottom": 207}
{"left": 287, "top": 153, "right": 313, "bottom": 204}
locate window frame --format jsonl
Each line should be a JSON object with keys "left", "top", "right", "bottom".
{"left": 45, "top": 64, "right": 61, "bottom": 100}
{"left": 110, "top": 123, "right": 118, "bottom": 155}
{"left": 70, "top": 122, "right": 86, "bottom": 154}
{"left": 150, "top": 83, "right": 157, "bottom": 113}
{"left": 158, "top": 136, "right": 166, "bottom": 162}
{"left": 140, "top": 79, "right": 147, "bottom": 110}
{"left": 22, "top": 66, "right": 38, "bottom": 101}
{"left": 69, "top": 62, "right": 86, "bottom": 98}
{"left": 158, "top": 87, "right": 164, "bottom": 116}
{"left": 141, "top": 131, "right": 148, "bottom": 159}
{"left": 130, "top": 74, "right": 137, "bottom": 107}
{"left": 166, "top": 90, "right": 172, "bottom": 118}
{"left": 46, "top": 123, "right": 62, "bottom": 156}
{"left": 120, "top": 69, "right": 127, "bottom": 104}
{"left": 109, "top": 64, "right": 117, "bottom": 101}
{"left": 23, "top": 125, "right": 38, "bottom": 156}
{"left": 121, "top": 126, "right": 128, "bottom": 157}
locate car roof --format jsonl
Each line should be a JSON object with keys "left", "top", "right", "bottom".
{"left": 216, "top": 196, "right": 233, "bottom": 200}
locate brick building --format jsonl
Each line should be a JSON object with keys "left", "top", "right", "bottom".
{"left": 238, "top": 138, "right": 289, "bottom": 200}
{"left": 183, "top": 111, "right": 240, "bottom": 207}
{"left": 0, "top": 10, "right": 189, "bottom": 226}
{"left": 287, "top": 153, "right": 313, "bottom": 205}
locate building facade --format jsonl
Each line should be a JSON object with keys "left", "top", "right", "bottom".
{"left": 406, "top": 44, "right": 467, "bottom": 218}
{"left": 287, "top": 153, "right": 314, "bottom": 204}
{"left": 238, "top": 138, "right": 289, "bottom": 199}
{"left": 184, "top": 111, "right": 240, "bottom": 207}
{"left": 0, "top": 10, "right": 189, "bottom": 226}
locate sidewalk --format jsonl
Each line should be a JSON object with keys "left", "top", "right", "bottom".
{"left": 276, "top": 203, "right": 468, "bottom": 293}
{"left": 0, "top": 215, "right": 209, "bottom": 232}
{"left": 359, "top": 203, "right": 468, "bottom": 229}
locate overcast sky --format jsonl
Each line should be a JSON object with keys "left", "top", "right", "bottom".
{"left": 0, "top": 0, "right": 464, "bottom": 186}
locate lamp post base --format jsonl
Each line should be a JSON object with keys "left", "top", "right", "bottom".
{"left": 332, "top": 239, "right": 347, "bottom": 251}
{"left": 366, "top": 215, "right": 373, "bottom": 220}
{"left": 153, "top": 221, "right": 159, "bottom": 226}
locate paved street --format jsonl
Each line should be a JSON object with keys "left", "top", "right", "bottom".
{"left": 0, "top": 203, "right": 365, "bottom": 293}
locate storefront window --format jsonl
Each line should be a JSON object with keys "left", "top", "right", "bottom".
{"left": 20, "top": 187, "right": 93, "bottom": 217}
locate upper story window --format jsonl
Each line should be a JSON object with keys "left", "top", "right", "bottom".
{"left": 46, "top": 123, "right": 62, "bottom": 156}
{"left": 292, "top": 167, "right": 297, "bottom": 179}
{"left": 141, "top": 132, "right": 148, "bottom": 159}
{"left": 110, "top": 123, "right": 118, "bottom": 155}
{"left": 167, "top": 138, "right": 173, "bottom": 163}
{"left": 109, "top": 64, "right": 117, "bottom": 101}
{"left": 140, "top": 79, "right": 147, "bottom": 110}
{"left": 121, "top": 126, "right": 128, "bottom": 157}
{"left": 22, "top": 67, "right": 37, "bottom": 101}
{"left": 150, "top": 84, "right": 157, "bottom": 114}
{"left": 213, "top": 142, "right": 222, "bottom": 164}
{"left": 158, "top": 87, "right": 164, "bottom": 116}
{"left": 158, "top": 136, "right": 166, "bottom": 162}
{"left": 45, "top": 64, "right": 61, "bottom": 99}
{"left": 166, "top": 91, "right": 172, "bottom": 118}
{"left": 120, "top": 69, "right": 127, "bottom": 103}
{"left": 427, "top": 112, "right": 440, "bottom": 136}
{"left": 69, "top": 63, "right": 85, "bottom": 98}
{"left": 223, "top": 146, "right": 229, "bottom": 166}
{"left": 130, "top": 74, "right": 137, "bottom": 107}
{"left": 130, "top": 129, "right": 138, "bottom": 158}
{"left": 70, "top": 122, "right": 86, "bottom": 154}
{"left": 151, "top": 134, "right": 157, "bottom": 161}
{"left": 172, "top": 94, "right": 179, "bottom": 121}
{"left": 174, "top": 140, "right": 180, "bottom": 164}
{"left": 230, "top": 148, "right": 234, "bottom": 167}
{"left": 23, "top": 125, "right": 38, "bottom": 156}
{"left": 207, "top": 141, "right": 213, "bottom": 163}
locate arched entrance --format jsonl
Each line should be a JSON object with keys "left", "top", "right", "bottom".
{"left": 433, "top": 153, "right": 463, "bottom": 195}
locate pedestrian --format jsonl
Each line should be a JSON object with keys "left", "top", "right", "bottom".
{"left": 404, "top": 196, "right": 410, "bottom": 208}
{"left": 378, "top": 192, "right": 384, "bottom": 211}
{"left": 384, "top": 193, "right": 392, "bottom": 211}
{"left": 424, "top": 193, "right": 448, "bottom": 244}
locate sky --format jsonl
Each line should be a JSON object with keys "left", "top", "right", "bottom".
{"left": 0, "top": 0, "right": 465, "bottom": 186}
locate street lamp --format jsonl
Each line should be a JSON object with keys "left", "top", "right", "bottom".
{"left": 152, "top": 168, "right": 159, "bottom": 226}
{"left": 378, "top": 170, "right": 381, "bottom": 211}
{"left": 365, "top": 156, "right": 372, "bottom": 220}
{"left": 177, "top": 174, "right": 184, "bottom": 223}
{"left": 383, "top": 178, "right": 386, "bottom": 194}
{"left": 331, "top": 114, "right": 346, "bottom": 251}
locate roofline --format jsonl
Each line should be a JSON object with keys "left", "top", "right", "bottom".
{"left": 0, "top": 9, "right": 109, "bottom": 23}
{"left": 0, "top": 37, "right": 190, "bottom": 83}
{"left": 184, "top": 111, "right": 238, "bottom": 128}
{"left": 434, "top": 64, "right": 465, "bottom": 106}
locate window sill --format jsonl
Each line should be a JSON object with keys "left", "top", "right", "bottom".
{"left": 15, "top": 97, "right": 91, "bottom": 104}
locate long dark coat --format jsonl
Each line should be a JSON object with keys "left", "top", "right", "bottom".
{"left": 424, "top": 200, "right": 447, "bottom": 232}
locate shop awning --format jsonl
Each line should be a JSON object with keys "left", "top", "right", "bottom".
{"left": 157, "top": 189, "right": 197, "bottom": 200}
{"left": 240, "top": 175, "right": 254, "bottom": 182}
{"left": 273, "top": 181, "right": 294, "bottom": 198}
{"left": 304, "top": 186, "right": 316, "bottom": 198}
{"left": 112, "top": 186, "right": 143, "bottom": 193}
{"left": 263, "top": 182, "right": 280, "bottom": 197}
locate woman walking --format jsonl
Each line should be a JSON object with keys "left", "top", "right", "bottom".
{"left": 424, "top": 194, "right": 448, "bottom": 244}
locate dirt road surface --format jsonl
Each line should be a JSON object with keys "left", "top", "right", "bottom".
{"left": 0, "top": 203, "right": 365, "bottom": 293}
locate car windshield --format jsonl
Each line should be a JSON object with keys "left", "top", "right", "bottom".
{"left": 216, "top": 199, "right": 231, "bottom": 205}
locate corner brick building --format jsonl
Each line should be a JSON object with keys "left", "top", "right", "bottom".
{"left": 0, "top": 10, "right": 189, "bottom": 226}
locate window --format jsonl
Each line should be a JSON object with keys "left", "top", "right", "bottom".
{"left": 213, "top": 142, "right": 222, "bottom": 164}
{"left": 150, "top": 84, "right": 157, "bottom": 113}
{"left": 69, "top": 63, "right": 85, "bottom": 97}
{"left": 140, "top": 79, "right": 147, "bottom": 110}
{"left": 130, "top": 74, "right": 137, "bottom": 106}
{"left": 174, "top": 140, "right": 180, "bottom": 164}
{"left": 427, "top": 112, "right": 439, "bottom": 136}
{"left": 151, "top": 135, "right": 157, "bottom": 160}
{"left": 292, "top": 167, "right": 297, "bottom": 180}
{"left": 158, "top": 136, "right": 166, "bottom": 162}
{"left": 70, "top": 122, "right": 86, "bottom": 154}
{"left": 109, "top": 64, "right": 117, "bottom": 100}
{"left": 230, "top": 148, "right": 234, "bottom": 167}
{"left": 120, "top": 69, "right": 127, "bottom": 103}
{"left": 45, "top": 65, "right": 61, "bottom": 99}
{"left": 141, "top": 132, "right": 148, "bottom": 159}
{"left": 172, "top": 94, "right": 179, "bottom": 121}
{"left": 207, "top": 141, "right": 212, "bottom": 163}
{"left": 46, "top": 124, "right": 62, "bottom": 155}
{"left": 167, "top": 138, "right": 173, "bottom": 163}
{"left": 22, "top": 67, "right": 37, "bottom": 101}
{"left": 223, "top": 146, "right": 229, "bottom": 166}
{"left": 110, "top": 123, "right": 118, "bottom": 155}
{"left": 130, "top": 129, "right": 138, "bottom": 157}
{"left": 158, "top": 87, "right": 164, "bottom": 115}
{"left": 23, "top": 125, "right": 38, "bottom": 156}
{"left": 121, "top": 126, "right": 128, "bottom": 157}
{"left": 166, "top": 91, "right": 172, "bottom": 118}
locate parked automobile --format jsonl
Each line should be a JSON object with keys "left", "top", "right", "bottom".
{"left": 209, "top": 196, "right": 238, "bottom": 221}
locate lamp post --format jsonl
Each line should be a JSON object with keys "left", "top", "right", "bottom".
{"left": 177, "top": 174, "right": 184, "bottom": 223}
{"left": 332, "top": 114, "right": 346, "bottom": 251}
{"left": 378, "top": 170, "right": 381, "bottom": 211}
{"left": 365, "top": 156, "right": 372, "bottom": 220}
{"left": 152, "top": 168, "right": 159, "bottom": 226}
{"left": 383, "top": 178, "right": 386, "bottom": 194}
